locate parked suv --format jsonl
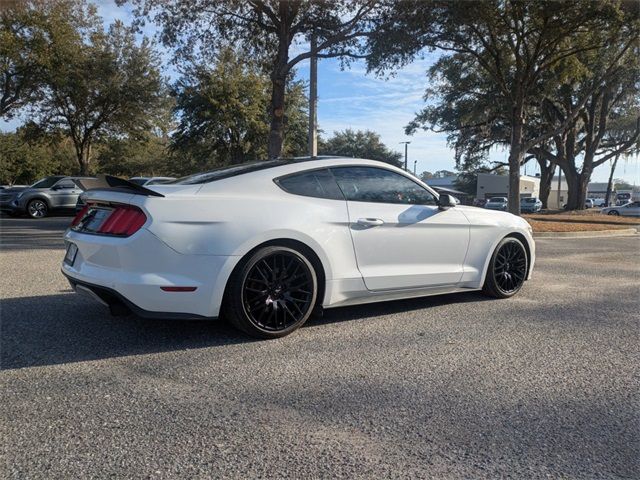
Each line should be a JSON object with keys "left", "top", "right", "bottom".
{"left": 9, "top": 176, "right": 93, "bottom": 218}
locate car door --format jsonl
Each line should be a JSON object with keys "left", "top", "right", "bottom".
{"left": 50, "top": 179, "right": 81, "bottom": 208}
{"left": 330, "top": 166, "right": 470, "bottom": 291}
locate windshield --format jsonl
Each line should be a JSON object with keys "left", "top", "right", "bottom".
{"left": 31, "top": 176, "right": 64, "bottom": 188}
{"left": 172, "top": 159, "right": 289, "bottom": 185}
{"left": 521, "top": 198, "right": 536, "bottom": 203}
{"left": 489, "top": 197, "right": 505, "bottom": 202}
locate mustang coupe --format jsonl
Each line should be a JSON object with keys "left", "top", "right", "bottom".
{"left": 63, "top": 157, "right": 535, "bottom": 338}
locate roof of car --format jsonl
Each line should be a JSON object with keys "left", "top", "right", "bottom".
{"left": 173, "top": 156, "right": 389, "bottom": 185}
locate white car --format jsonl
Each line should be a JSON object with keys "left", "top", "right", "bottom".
{"left": 62, "top": 157, "right": 535, "bottom": 338}
{"left": 484, "top": 197, "right": 508, "bottom": 211}
{"left": 601, "top": 201, "right": 640, "bottom": 217}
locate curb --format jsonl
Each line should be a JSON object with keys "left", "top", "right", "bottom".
{"left": 533, "top": 228, "right": 638, "bottom": 238}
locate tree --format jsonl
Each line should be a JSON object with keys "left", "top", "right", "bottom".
{"left": 369, "top": 0, "right": 637, "bottom": 214}
{"left": 121, "top": 0, "right": 391, "bottom": 159}
{"left": 318, "top": 128, "right": 402, "bottom": 166}
{"left": 530, "top": 31, "right": 640, "bottom": 209}
{"left": 0, "top": 0, "right": 57, "bottom": 118}
{"left": 29, "top": 3, "right": 167, "bottom": 175}
{"left": 171, "top": 49, "right": 308, "bottom": 172}
{"left": 0, "top": 127, "right": 76, "bottom": 184}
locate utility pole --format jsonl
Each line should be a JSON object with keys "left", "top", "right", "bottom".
{"left": 308, "top": 33, "right": 318, "bottom": 157}
{"left": 400, "top": 141, "right": 410, "bottom": 171}
{"left": 413, "top": 160, "right": 417, "bottom": 175}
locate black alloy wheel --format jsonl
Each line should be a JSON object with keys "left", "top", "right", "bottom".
{"left": 224, "top": 246, "right": 318, "bottom": 338}
{"left": 483, "top": 237, "right": 528, "bottom": 298}
{"left": 607, "top": 210, "right": 620, "bottom": 216}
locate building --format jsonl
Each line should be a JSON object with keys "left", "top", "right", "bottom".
{"left": 424, "top": 175, "right": 459, "bottom": 191}
{"left": 476, "top": 173, "right": 540, "bottom": 200}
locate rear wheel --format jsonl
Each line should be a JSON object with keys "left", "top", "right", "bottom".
{"left": 223, "top": 246, "right": 318, "bottom": 339}
{"left": 27, "top": 199, "right": 48, "bottom": 218}
{"left": 483, "top": 237, "right": 528, "bottom": 298}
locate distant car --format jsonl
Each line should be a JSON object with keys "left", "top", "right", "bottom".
{"left": 0, "top": 185, "right": 28, "bottom": 215}
{"left": 592, "top": 198, "right": 607, "bottom": 207}
{"left": 585, "top": 199, "right": 595, "bottom": 209}
{"left": 520, "top": 197, "right": 542, "bottom": 213}
{"left": 485, "top": 197, "right": 508, "bottom": 211}
{"left": 601, "top": 201, "right": 640, "bottom": 217}
{"left": 129, "top": 176, "right": 175, "bottom": 186}
{"left": 9, "top": 176, "right": 94, "bottom": 218}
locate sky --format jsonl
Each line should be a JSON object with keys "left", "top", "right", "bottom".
{"left": 2, "top": 0, "right": 638, "bottom": 185}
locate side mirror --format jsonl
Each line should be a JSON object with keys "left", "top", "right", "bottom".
{"left": 437, "top": 194, "right": 457, "bottom": 210}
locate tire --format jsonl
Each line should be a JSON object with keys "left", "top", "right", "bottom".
{"left": 223, "top": 245, "right": 318, "bottom": 339}
{"left": 607, "top": 210, "right": 619, "bottom": 216}
{"left": 482, "top": 237, "right": 528, "bottom": 299}
{"left": 27, "top": 199, "right": 48, "bottom": 218}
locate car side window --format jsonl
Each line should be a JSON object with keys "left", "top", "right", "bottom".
{"left": 56, "top": 180, "right": 76, "bottom": 189}
{"left": 330, "top": 167, "right": 436, "bottom": 205}
{"left": 275, "top": 169, "right": 344, "bottom": 200}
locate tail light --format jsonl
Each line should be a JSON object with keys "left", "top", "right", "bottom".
{"left": 71, "top": 205, "right": 90, "bottom": 226}
{"left": 73, "top": 203, "right": 147, "bottom": 237}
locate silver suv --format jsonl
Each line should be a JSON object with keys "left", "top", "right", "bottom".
{"left": 10, "top": 176, "right": 93, "bottom": 218}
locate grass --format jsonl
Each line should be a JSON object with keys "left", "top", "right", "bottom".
{"left": 525, "top": 219, "right": 634, "bottom": 233}
{"left": 523, "top": 210, "right": 639, "bottom": 232}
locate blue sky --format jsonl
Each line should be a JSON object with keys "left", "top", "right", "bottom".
{"left": 2, "top": 0, "right": 638, "bottom": 184}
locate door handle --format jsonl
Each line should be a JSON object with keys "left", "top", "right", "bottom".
{"left": 356, "top": 218, "right": 384, "bottom": 227}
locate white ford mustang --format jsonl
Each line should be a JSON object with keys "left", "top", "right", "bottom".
{"left": 62, "top": 157, "right": 535, "bottom": 338}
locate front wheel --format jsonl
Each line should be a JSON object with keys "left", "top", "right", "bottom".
{"left": 27, "top": 199, "right": 48, "bottom": 218}
{"left": 607, "top": 210, "right": 619, "bottom": 216}
{"left": 483, "top": 237, "right": 528, "bottom": 299}
{"left": 223, "top": 246, "right": 318, "bottom": 339}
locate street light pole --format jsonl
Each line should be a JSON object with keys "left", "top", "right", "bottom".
{"left": 413, "top": 160, "right": 417, "bottom": 175}
{"left": 399, "top": 141, "right": 410, "bottom": 171}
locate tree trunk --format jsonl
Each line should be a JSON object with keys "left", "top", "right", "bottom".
{"left": 267, "top": 73, "right": 287, "bottom": 159}
{"left": 604, "top": 155, "right": 619, "bottom": 207}
{"left": 537, "top": 157, "right": 554, "bottom": 209}
{"left": 507, "top": 107, "right": 524, "bottom": 215}
{"left": 75, "top": 143, "right": 91, "bottom": 176}
{"left": 576, "top": 170, "right": 591, "bottom": 210}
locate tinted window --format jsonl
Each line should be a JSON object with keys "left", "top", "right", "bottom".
{"left": 55, "top": 180, "right": 76, "bottom": 189}
{"left": 31, "top": 176, "right": 64, "bottom": 188}
{"left": 489, "top": 197, "right": 506, "bottom": 202}
{"left": 276, "top": 169, "right": 344, "bottom": 200}
{"left": 331, "top": 167, "right": 436, "bottom": 205}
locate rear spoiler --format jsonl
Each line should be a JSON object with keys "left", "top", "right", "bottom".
{"left": 73, "top": 175, "right": 164, "bottom": 198}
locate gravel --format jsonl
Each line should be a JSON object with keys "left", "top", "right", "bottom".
{"left": 1, "top": 216, "right": 638, "bottom": 479}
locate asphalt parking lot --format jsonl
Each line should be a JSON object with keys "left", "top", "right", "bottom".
{"left": 1, "top": 215, "right": 639, "bottom": 479}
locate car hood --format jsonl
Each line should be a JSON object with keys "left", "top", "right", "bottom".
{"left": 1, "top": 186, "right": 27, "bottom": 194}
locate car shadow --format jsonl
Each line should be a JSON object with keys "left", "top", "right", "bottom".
{"left": 1, "top": 289, "right": 491, "bottom": 370}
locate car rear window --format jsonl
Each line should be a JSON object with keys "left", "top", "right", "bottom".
{"left": 275, "top": 169, "right": 344, "bottom": 200}
{"left": 489, "top": 197, "right": 505, "bottom": 202}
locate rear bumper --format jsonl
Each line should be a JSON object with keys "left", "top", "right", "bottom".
{"left": 63, "top": 272, "right": 217, "bottom": 320}
{"left": 61, "top": 228, "right": 238, "bottom": 318}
